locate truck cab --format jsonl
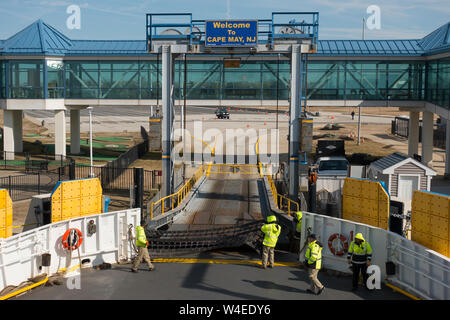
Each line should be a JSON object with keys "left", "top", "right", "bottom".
{"left": 315, "top": 156, "right": 349, "bottom": 176}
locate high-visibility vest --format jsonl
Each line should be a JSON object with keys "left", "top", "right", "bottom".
{"left": 261, "top": 223, "right": 281, "bottom": 248}
{"left": 295, "top": 211, "right": 302, "bottom": 232}
{"left": 305, "top": 240, "right": 323, "bottom": 269}
{"left": 136, "top": 226, "right": 148, "bottom": 248}
{"left": 347, "top": 240, "right": 372, "bottom": 264}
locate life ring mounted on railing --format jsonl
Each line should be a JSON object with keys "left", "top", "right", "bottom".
{"left": 328, "top": 233, "right": 348, "bottom": 256}
{"left": 62, "top": 228, "right": 84, "bottom": 251}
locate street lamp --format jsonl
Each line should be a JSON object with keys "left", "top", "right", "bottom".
{"left": 87, "top": 106, "right": 94, "bottom": 177}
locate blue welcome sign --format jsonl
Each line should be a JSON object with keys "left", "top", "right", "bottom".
{"left": 205, "top": 20, "right": 258, "bottom": 47}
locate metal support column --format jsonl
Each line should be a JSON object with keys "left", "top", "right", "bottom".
{"left": 162, "top": 45, "right": 173, "bottom": 200}
{"left": 408, "top": 111, "right": 420, "bottom": 157}
{"left": 288, "top": 44, "right": 301, "bottom": 201}
{"left": 133, "top": 167, "right": 144, "bottom": 218}
{"left": 70, "top": 109, "right": 81, "bottom": 155}
{"left": 445, "top": 119, "right": 450, "bottom": 179}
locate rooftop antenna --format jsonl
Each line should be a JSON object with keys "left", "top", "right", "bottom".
{"left": 362, "top": 17, "right": 366, "bottom": 40}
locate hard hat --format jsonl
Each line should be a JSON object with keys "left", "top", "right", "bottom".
{"left": 355, "top": 233, "right": 365, "bottom": 241}
{"left": 267, "top": 215, "right": 277, "bottom": 223}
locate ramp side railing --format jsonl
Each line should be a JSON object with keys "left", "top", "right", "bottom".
{"left": 207, "top": 164, "right": 260, "bottom": 175}
{"left": 150, "top": 165, "right": 205, "bottom": 219}
{"left": 266, "top": 175, "right": 299, "bottom": 216}
{"left": 256, "top": 137, "right": 299, "bottom": 216}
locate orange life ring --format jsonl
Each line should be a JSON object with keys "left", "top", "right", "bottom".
{"left": 62, "top": 228, "right": 83, "bottom": 250}
{"left": 328, "top": 233, "right": 348, "bottom": 256}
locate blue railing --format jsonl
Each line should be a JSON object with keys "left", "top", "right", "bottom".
{"left": 146, "top": 12, "right": 319, "bottom": 50}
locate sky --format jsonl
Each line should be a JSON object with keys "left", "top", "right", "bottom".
{"left": 0, "top": 0, "right": 448, "bottom": 41}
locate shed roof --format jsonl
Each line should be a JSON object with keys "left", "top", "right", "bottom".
{"left": 369, "top": 152, "right": 436, "bottom": 176}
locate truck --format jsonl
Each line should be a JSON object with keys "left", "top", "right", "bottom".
{"left": 315, "top": 156, "right": 349, "bottom": 176}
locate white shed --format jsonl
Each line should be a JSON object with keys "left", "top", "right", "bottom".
{"left": 367, "top": 152, "right": 436, "bottom": 202}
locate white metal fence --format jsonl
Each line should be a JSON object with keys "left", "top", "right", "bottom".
{"left": 0, "top": 208, "right": 141, "bottom": 292}
{"left": 300, "top": 211, "right": 450, "bottom": 300}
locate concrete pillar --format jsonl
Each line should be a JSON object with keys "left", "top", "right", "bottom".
{"left": 421, "top": 111, "right": 434, "bottom": 166}
{"left": 70, "top": 109, "right": 81, "bottom": 154}
{"left": 13, "top": 110, "right": 23, "bottom": 153}
{"left": 445, "top": 120, "right": 450, "bottom": 179}
{"left": 288, "top": 44, "right": 301, "bottom": 201}
{"left": 3, "top": 110, "right": 23, "bottom": 159}
{"left": 54, "top": 110, "right": 67, "bottom": 159}
{"left": 162, "top": 45, "right": 173, "bottom": 200}
{"left": 408, "top": 111, "right": 420, "bottom": 157}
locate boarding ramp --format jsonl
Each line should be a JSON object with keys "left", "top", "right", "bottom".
{"left": 146, "top": 164, "right": 266, "bottom": 256}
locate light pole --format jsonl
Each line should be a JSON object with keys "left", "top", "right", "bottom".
{"left": 358, "top": 17, "right": 366, "bottom": 146}
{"left": 87, "top": 106, "right": 94, "bottom": 177}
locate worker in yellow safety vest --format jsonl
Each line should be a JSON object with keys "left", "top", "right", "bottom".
{"left": 294, "top": 211, "right": 302, "bottom": 236}
{"left": 304, "top": 234, "right": 325, "bottom": 295}
{"left": 347, "top": 232, "right": 372, "bottom": 291}
{"left": 260, "top": 215, "right": 281, "bottom": 269}
{"left": 131, "top": 220, "right": 155, "bottom": 273}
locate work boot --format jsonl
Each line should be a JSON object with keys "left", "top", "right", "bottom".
{"left": 268, "top": 264, "right": 274, "bottom": 268}
{"left": 306, "top": 289, "right": 315, "bottom": 294}
{"left": 316, "top": 287, "right": 324, "bottom": 295}
{"left": 148, "top": 266, "right": 155, "bottom": 271}
{"left": 131, "top": 269, "right": 138, "bottom": 273}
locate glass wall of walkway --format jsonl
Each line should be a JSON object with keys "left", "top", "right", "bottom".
{"left": 0, "top": 58, "right": 448, "bottom": 109}
{"left": 427, "top": 57, "right": 450, "bottom": 109}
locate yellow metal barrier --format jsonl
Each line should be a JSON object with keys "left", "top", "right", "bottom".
{"left": 191, "top": 134, "right": 215, "bottom": 156}
{"left": 256, "top": 138, "right": 263, "bottom": 178}
{"left": 411, "top": 190, "right": 450, "bottom": 257}
{"left": 342, "top": 178, "right": 389, "bottom": 230}
{"left": 51, "top": 178, "right": 103, "bottom": 223}
{"left": 150, "top": 165, "right": 205, "bottom": 219}
{"left": 207, "top": 164, "right": 259, "bottom": 175}
{"left": 0, "top": 189, "right": 13, "bottom": 239}
{"left": 266, "top": 175, "right": 299, "bottom": 216}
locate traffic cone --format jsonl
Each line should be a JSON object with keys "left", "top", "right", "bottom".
{"left": 37, "top": 129, "right": 40, "bottom": 135}
{"left": 264, "top": 122, "right": 267, "bottom": 126}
